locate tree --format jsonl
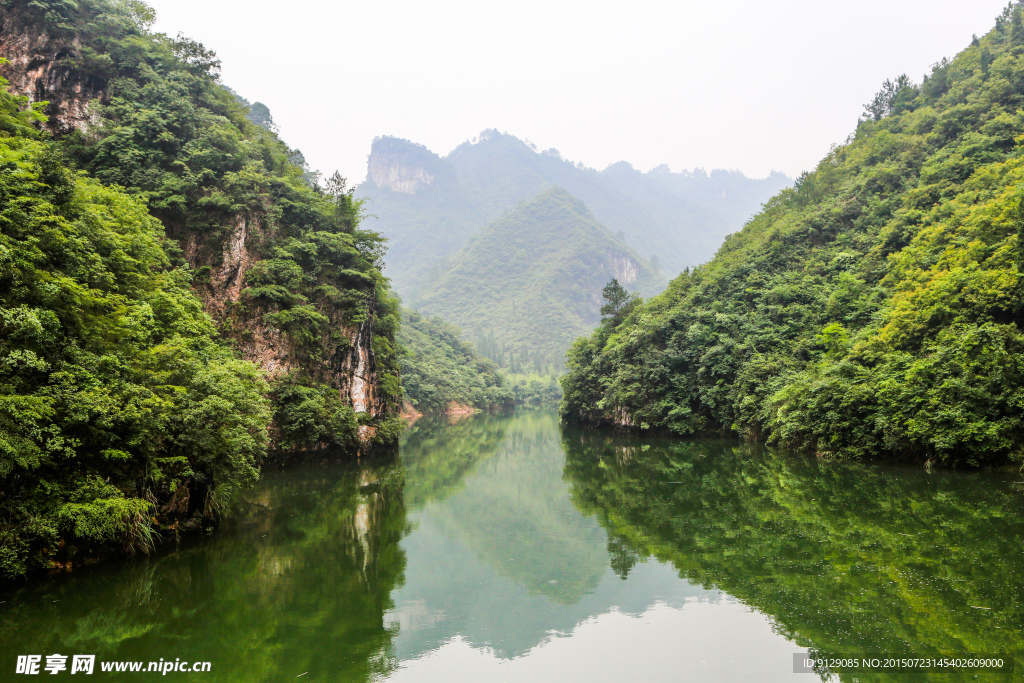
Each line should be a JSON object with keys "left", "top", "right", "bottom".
{"left": 246, "top": 101, "right": 277, "bottom": 132}
{"left": 600, "top": 278, "right": 635, "bottom": 323}
{"left": 863, "top": 74, "right": 913, "bottom": 121}
{"left": 325, "top": 171, "right": 360, "bottom": 233}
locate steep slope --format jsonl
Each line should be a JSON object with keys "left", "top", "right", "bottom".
{"left": 561, "top": 5, "right": 1024, "bottom": 467}
{"left": 0, "top": 0, "right": 402, "bottom": 579}
{"left": 0, "top": 75, "right": 271, "bottom": 578}
{"left": 398, "top": 309, "right": 513, "bottom": 414}
{"left": 418, "top": 187, "right": 660, "bottom": 373}
{"left": 447, "top": 131, "right": 791, "bottom": 272}
{"left": 0, "top": 0, "right": 402, "bottom": 452}
{"left": 359, "top": 138, "right": 488, "bottom": 300}
{"left": 357, "top": 131, "right": 790, "bottom": 301}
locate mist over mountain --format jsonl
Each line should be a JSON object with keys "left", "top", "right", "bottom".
{"left": 357, "top": 130, "right": 791, "bottom": 302}
{"left": 416, "top": 188, "right": 661, "bottom": 373}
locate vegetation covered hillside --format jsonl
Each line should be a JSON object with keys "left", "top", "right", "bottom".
{"left": 562, "top": 5, "right": 1024, "bottom": 467}
{"left": 0, "top": 0, "right": 401, "bottom": 579}
{"left": 398, "top": 309, "right": 513, "bottom": 414}
{"left": 419, "top": 187, "right": 661, "bottom": 374}
{"left": 0, "top": 75, "right": 271, "bottom": 578}
{"left": 358, "top": 132, "right": 789, "bottom": 301}
{"left": 0, "top": 0, "right": 402, "bottom": 454}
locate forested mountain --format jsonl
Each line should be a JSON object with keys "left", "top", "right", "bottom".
{"left": 561, "top": 5, "right": 1024, "bottom": 467}
{"left": 357, "top": 131, "right": 790, "bottom": 301}
{"left": 398, "top": 309, "right": 513, "bottom": 414}
{"left": 417, "top": 188, "right": 661, "bottom": 373}
{"left": 0, "top": 0, "right": 400, "bottom": 578}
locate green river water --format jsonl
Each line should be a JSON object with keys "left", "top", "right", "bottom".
{"left": 1, "top": 409, "right": 1022, "bottom": 682}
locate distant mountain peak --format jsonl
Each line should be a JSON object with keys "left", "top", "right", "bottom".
{"left": 357, "top": 129, "right": 792, "bottom": 298}
{"left": 367, "top": 136, "right": 454, "bottom": 193}
{"left": 417, "top": 186, "right": 662, "bottom": 371}
{"left": 604, "top": 161, "right": 639, "bottom": 175}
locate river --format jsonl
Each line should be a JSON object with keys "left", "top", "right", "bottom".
{"left": 1, "top": 409, "right": 1021, "bottom": 681}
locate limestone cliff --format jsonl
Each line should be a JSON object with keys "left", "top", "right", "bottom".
{"left": 0, "top": 15, "right": 103, "bottom": 134}
{"left": 367, "top": 136, "right": 457, "bottom": 194}
{"left": 179, "top": 211, "right": 389, "bottom": 430}
{"left": 609, "top": 253, "right": 640, "bottom": 285}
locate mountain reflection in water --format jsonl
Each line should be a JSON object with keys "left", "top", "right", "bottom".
{"left": 1, "top": 409, "right": 1021, "bottom": 682}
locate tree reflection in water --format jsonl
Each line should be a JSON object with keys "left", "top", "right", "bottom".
{"left": 562, "top": 426, "right": 1024, "bottom": 682}
{"left": 2, "top": 413, "right": 1021, "bottom": 683}
{"left": 0, "top": 451, "right": 408, "bottom": 682}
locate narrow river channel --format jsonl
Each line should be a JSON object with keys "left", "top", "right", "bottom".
{"left": 2, "top": 409, "right": 1022, "bottom": 682}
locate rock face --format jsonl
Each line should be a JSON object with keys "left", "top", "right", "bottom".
{"left": 180, "top": 212, "right": 388, "bottom": 427}
{"left": 609, "top": 253, "right": 640, "bottom": 285}
{"left": 0, "top": 13, "right": 390, "bottom": 435}
{"left": 0, "top": 19, "right": 104, "bottom": 134}
{"left": 369, "top": 158, "right": 435, "bottom": 194}
{"left": 367, "top": 136, "right": 456, "bottom": 194}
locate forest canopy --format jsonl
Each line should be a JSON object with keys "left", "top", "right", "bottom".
{"left": 0, "top": 0, "right": 402, "bottom": 579}
{"left": 0, "top": 73, "right": 270, "bottom": 578}
{"left": 561, "top": 2, "right": 1024, "bottom": 467}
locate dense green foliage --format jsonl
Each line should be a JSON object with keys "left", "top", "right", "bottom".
{"left": 358, "top": 131, "right": 790, "bottom": 299}
{"left": 420, "top": 187, "right": 661, "bottom": 373}
{"left": 0, "top": 0, "right": 402, "bottom": 578}
{"left": 4, "top": 0, "right": 401, "bottom": 448}
{"left": 398, "top": 309, "right": 563, "bottom": 411}
{"left": 505, "top": 372, "right": 563, "bottom": 406}
{"left": 0, "top": 75, "right": 270, "bottom": 579}
{"left": 5, "top": 408, "right": 1021, "bottom": 678}
{"left": 562, "top": 7, "right": 1024, "bottom": 466}
{"left": 0, "top": 454, "right": 408, "bottom": 682}
{"left": 398, "top": 309, "right": 513, "bottom": 413}
{"left": 563, "top": 430, "right": 1024, "bottom": 679}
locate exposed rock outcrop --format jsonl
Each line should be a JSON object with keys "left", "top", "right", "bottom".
{"left": 0, "top": 18, "right": 104, "bottom": 134}
{"left": 446, "top": 401, "right": 476, "bottom": 416}
{"left": 400, "top": 401, "right": 424, "bottom": 421}
{"left": 181, "top": 212, "right": 388, "bottom": 427}
{"left": 370, "top": 160, "right": 436, "bottom": 194}
{"left": 0, "top": 8, "right": 396, "bottom": 446}
{"left": 367, "top": 136, "right": 456, "bottom": 194}
{"left": 609, "top": 253, "right": 640, "bottom": 284}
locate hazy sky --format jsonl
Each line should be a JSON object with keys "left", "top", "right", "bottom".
{"left": 145, "top": 0, "right": 1010, "bottom": 184}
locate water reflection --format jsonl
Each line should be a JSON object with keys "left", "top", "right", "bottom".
{"left": 1, "top": 410, "right": 1020, "bottom": 683}
{"left": 387, "top": 411, "right": 796, "bottom": 683}
{"left": 561, "top": 427, "right": 1024, "bottom": 681}
{"left": 0, "top": 454, "right": 407, "bottom": 682}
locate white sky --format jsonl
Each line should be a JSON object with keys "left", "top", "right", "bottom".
{"left": 145, "top": 0, "right": 1010, "bottom": 184}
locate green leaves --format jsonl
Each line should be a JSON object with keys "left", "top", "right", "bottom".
{"left": 0, "top": 0, "right": 405, "bottom": 580}
{"left": 0, "top": 130, "right": 270, "bottom": 579}
{"left": 561, "top": 13, "right": 1024, "bottom": 466}
{"left": 397, "top": 308, "right": 513, "bottom": 414}
{"left": 270, "top": 380, "right": 358, "bottom": 453}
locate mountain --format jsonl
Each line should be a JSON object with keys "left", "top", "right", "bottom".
{"left": 0, "top": 0, "right": 401, "bottom": 578}
{"left": 357, "top": 131, "right": 791, "bottom": 301}
{"left": 398, "top": 309, "right": 514, "bottom": 414}
{"left": 358, "top": 137, "right": 488, "bottom": 303}
{"left": 0, "top": 1, "right": 402, "bottom": 445}
{"left": 417, "top": 187, "right": 661, "bottom": 373}
{"left": 560, "top": 5, "right": 1024, "bottom": 467}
